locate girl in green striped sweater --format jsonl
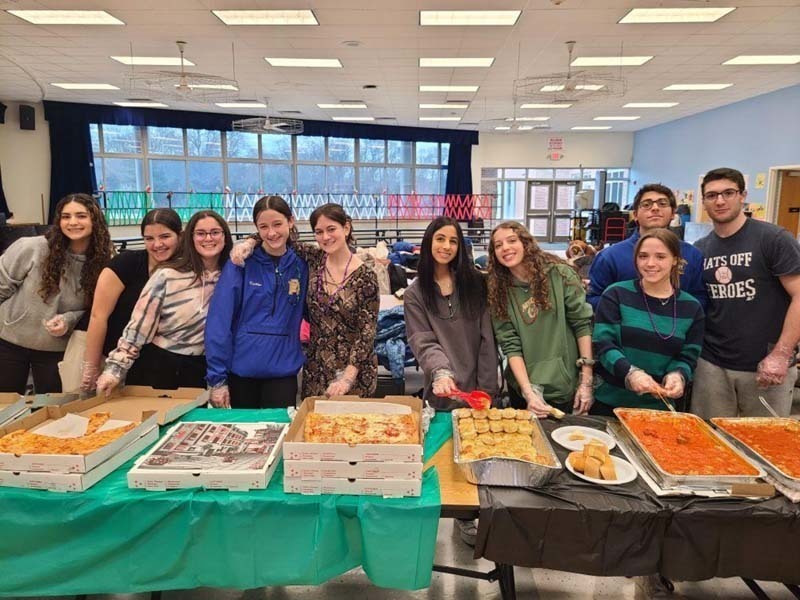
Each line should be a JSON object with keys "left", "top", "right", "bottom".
{"left": 592, "top": 229, "right": 705, "bottom": 415}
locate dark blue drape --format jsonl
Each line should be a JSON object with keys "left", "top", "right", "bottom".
{"left": 43, "top": 100, "right": 478, "bottom": 221}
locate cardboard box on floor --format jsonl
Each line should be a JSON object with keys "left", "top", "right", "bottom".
{"left": 283, "top": 396, "right": 424, "bottom": 463}
{"left": 0, "top": 386, "right": 208, "bottom": 473}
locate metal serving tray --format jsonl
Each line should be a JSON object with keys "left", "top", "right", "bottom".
{"left": 712, "top": 417, "right": 800, "bottom": 494}
{"left": 451, "top": 413, "right": 562, "bottom": 487}
{"left": 613, "top": 408, "right": 765, "bottom": 488}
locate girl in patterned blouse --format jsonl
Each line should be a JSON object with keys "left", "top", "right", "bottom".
{"left": 96, "top": 211, "right": 233, "bottom": 395}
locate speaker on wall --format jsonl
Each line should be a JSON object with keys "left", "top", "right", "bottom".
{"left": 0, "top": 102, "right": 7, "bottom": 124}
{"left": 19, "top": 104, "right": 35, "bottom": 130}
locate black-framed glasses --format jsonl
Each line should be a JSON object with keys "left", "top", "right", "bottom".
{"left": 638, "top": 199, "right": 671, "bottom": 210}
{"left": 193, "top": 229, "right": 224, "bottom": 239}
{"left": 702, "top": 188, "right": 740, "bottom": 203}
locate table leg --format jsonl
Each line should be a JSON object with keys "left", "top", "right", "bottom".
{"left": 742, "top": 578, "right": 772, "bottom": 600}
{"left": 495, "top": 563, "right": 516, "bottom": 600}
{"left": 151, "top": 592, "right": 162, "bottom": 600}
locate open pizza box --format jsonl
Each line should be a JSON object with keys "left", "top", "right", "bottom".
{"left": 283, "top": 396, "right": 423, "bottom": 463}
{"left": 0, "top": 386, "right": 208, "bottom": 473}
{"left": 0, "top": 392, "right": 81, "bottom": 427}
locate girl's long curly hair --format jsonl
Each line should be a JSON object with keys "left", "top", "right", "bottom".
{"left": 487, "top": 221, "right": 566, "bottom": 320}
{"left": 40, "top": 193, "right": 113, "bottom": 306}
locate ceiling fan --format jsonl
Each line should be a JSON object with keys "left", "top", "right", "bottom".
{"left": 125, "top": 41, "right": 239, "bottom": 103}
{"left": 231, "top": 100, "right": 304, "bottom": 135}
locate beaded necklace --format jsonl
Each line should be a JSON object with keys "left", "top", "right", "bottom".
{"left": 316, "top": 252, "right": 353, "bottom": 310}
{"left": 640, "top": 281, "right": 677, "bottom": 340}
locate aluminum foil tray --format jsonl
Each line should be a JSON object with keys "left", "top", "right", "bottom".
{"left": 452, "top": 413, "right": 562, "bottom": 487}
{"left": 712, "top": 417, "right": 800, "bottom": 494}
{"left": 612, "top": 408, "right": 765, "bottom": 488}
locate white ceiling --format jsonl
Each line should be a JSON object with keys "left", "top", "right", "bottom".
{"left": 1, "top": 0, "right": 799, "bottom": 133}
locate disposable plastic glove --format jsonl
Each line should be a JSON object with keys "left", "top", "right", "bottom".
{"left": 624, "top": 366, "right": 658, "bottom": 395}
{"left": 230, "top": 237, "right": 257, "bottom": 267}
{"left": 95, "top": 371, "right": 121, "bottom": 398}
{"left": 662, "top": 371, "right": 686, "bottom": 399}
{"left": 209, "top": 384, "right": 231, "bottom": 409}
{"left": 80, "top": 361, "right": 101, "bottom": 392}
{"left": 756, "top": 344, "right": 794, "bottom": 387}
{"left": 43, "top": 314, "right": 67, "bottom": 337}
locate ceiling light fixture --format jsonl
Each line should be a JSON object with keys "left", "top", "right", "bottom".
{"left": 331, "top": 116, "right": 375, "bottom": 121}
{"left": 663, "top": 83, "right": 732, "bottom": 90}
{"left": 505, "top": 117, "right": 550, "bottom": 121}
{"left": 520, "top": 103, "right": 572, "bottom": 109}
{"left": 420, "top": 117, "right": 461, "bottom": 121}
{"left": 212, "top": 10, "right": 318, "bottom": 26}
{"left": 317, "top": 103, "right": 368, "bottom": 109}
{"left": 419, "top": 10, "right": 521, "bottom": 26}
{"left": 540, "top": 84, "right": 604, "bottom": 92}
{"left": 419, "top": 103, "right": 469, "bottom": 109}
{"left": 419, "top": 57, "right": 495, "bottom": 68}
{"left": 8, "top": 10, "right": 124, "bottom": 25}
{"left": 571, "top": 56, "right": 653, "bottom": 67}
{"left": 572, "top": 126, "right": 612, "bottom": 130}
{"left": 114, "top": 101, "right": 168, "bottom": 108}
{"left": 51, "top": 83, "right": 120, "bottom": 90}
{"left": 216, "top": 102, "right": 267, "bottom": 108}
{"left": 623, "top": 102, "right": 679, "bottom": 108}
{"left": 619, "top": 7, "right": 735, "bottom": 24}
{"left": 723, "top": 55, "right": 800, "bottom": 65}
{"left": 594, "top": 116, "right": 640, "bottom": 121}
{"left": 495, "top": 126, "right": 512, "bottom": 130}
{"left": 265, "top": 58, "right": 342, "bottom": 68}
{"left": 419, "top": 85, "right": 479, "bottom": 93}
{"left": 112, "top": 56, "right": 195, "bottom": 66}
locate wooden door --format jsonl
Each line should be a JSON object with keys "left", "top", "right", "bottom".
{"left": 776, "top": 171, "right": 800, "bottom": 236}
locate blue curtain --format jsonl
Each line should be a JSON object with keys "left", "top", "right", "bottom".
{"left": 43, "top": 101, "right": 478, "bottom": 220}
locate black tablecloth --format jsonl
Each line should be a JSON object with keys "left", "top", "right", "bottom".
{"left": 475, "top": 415, "right": 800, "bottom": 583}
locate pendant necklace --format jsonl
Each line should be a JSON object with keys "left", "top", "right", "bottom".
{"left": 317, "top": 252, "right": 353, "bottom": 310}
{"left": 641, "top": 283, "right": 677, "bottom": 340}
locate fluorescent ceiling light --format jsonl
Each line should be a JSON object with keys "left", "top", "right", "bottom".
{"left": 419, "top": 117, "right": 461, "bottom": 121}
{"left": 520, "top": 103, "right": 572, "bottom": 109}
{"left": 51, "top": 83, "right": 119, "bottom": 90}
{"left": 594, "top": 116, "right": 640, "bottom": 121}
{"left": 505, "top": 117, "right": 550, "bottom": 122}
{"left": 540, "top": 84, "right": 605, "bottom": 92}
{"left": 419, "top": 103, "right": 469, "bottom": 109}
{"left": 212, "top": 10, "right": 318, "bottom": 26}
{"left": 517, "top": 126, "right": 534, "bottom": 131}
{"left": 419, "top": 85, "right": 479, "bottom": 93}
{"left": 495, "top": 126, "right": 512, "bottom": 130}
{"left": 419, "top": 58, "right": 495, "bottom": 68}
{"left": 8, "top": 10, "right": 124, "bottom": 25}
{"left": 572, "top": 56, "right": 653, "bottom": 67}
{"left": 332, "top": 116, "right": 374, "bottom": 121}
{"left": 419, "top": 10, "right": 521, "bottom": 26}
{"left": 179, "top": 84, "right": 238, "bottom": 91}
{"left": 663, "top": 83, "right": 732, "bottom": 90}
{"left": 318, "top": 103, "right": 368, "bottom": 109}
{"left": 619, "top": 7, "right": 735, "bottom": 24}
{"left": 114, "top": 101, "right": 168, "bottom": 108}
{"left": 111, "top": 56, "right": 195, "bottom": 66}
{"left": 266, "top": 58, "right": 341, "bottom": 68}
{"left": 215, "top": 102, "right": 266, "bottom": 108}
{"left": 572, "top": 126, "right": 612, "bottom": 130}
{"left": 723, "top": 55, "right": 800, "bottom": 65}
{"left": 624, "top": 102, "right": 679, "bottom": 108}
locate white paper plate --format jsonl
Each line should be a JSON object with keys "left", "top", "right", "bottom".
{"left": 551, "top": 426, "right": 616, "bottom": 452}
{"left": 565, "top": 455, "right": 637, "bottom": 486}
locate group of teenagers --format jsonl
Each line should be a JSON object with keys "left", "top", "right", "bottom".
{"left": 1, "top": 167, "right": 798, "bottom": 422}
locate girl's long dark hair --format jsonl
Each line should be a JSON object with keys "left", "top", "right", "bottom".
{"left": 417, "top": 216, "right": 486, "bottom": 320}
{"left": 163, "top": 211, "right": 232, "bottom": 281}
{"left": 253, "top": 195, "right": 298, "bottom": 244}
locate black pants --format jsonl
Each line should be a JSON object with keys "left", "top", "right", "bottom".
{"left": 229, "top": 373, "right": 298, "bottom": 409}
{"left": 0, "top": 338, "right": 63, "bottom": 394}
{"left": 588, "top": 400, "right": 618, "bottom": 417}
{"left": 125, "top": 344, "right": 206, "bottom": 390}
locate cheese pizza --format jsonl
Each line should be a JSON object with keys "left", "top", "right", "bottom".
{"left": 303, "top": 412, "right": 418, "bottom": 445}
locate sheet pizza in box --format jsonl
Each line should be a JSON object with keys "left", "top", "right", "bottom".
{"left": 128, "top": 421, "right": 287, "bottom": 491}
{"left": 283, "top": 397, "right": 423, "bottom": 463}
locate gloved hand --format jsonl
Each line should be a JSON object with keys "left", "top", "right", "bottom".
{"left": 325, "top": 373, "right": 355, "bottom": 398}
{"left": 43, "top": 315, "right": 67, "bottom": 337}
{"left": 432, "top": 369, "right": 457, "bottom": 397}
{"left": 662, "top": 371, "right": 686, "bottom": 399}
{"left": 230, "top": 237, "right": 257, "bottom": 267}
{"left": 573, "top": 381, "right": 594, "bottom": 415}
{"left": 521, "top": 383, "right": 551, "bottom": 419}
{"left": 756, "top": 344, "right": 794, "bottom": 387}
{"left": 80, "top": 361, "right": 101, "bottom": 392}
{"left": 625, "top": 366, "right": 658, "bottom": 395}
{"left": 209, "top": 384, "right": 231, "bottom": 409}
{"left": 95, "top": 371, "right": 121, "bottom": 398}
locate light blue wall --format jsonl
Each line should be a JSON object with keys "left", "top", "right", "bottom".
{"left": 630, "top": 84, "right": 800, "bottom": 208}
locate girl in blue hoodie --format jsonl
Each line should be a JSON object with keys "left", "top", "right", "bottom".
{"left": 205, "top": 196, "right": 309, "bottom": 408}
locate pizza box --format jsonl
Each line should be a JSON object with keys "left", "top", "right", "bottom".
{"left": 0, "top": 387, "right": 208, "bottom": 473}
{"left": 0, "top": 426, "right": 158, "bottom": 492}
{"left": 283, "top": 396, "right": 423, "bottom": 463}
{"left": 0, "top": 392, "right": 81, "bottom": 427}
{"left": 284, "top": 459, "right": 423, "bottom": 481}
{"left": 283, "top": 476, "right": 422, "bottom": 498}
{"left": 127, "top": 421, "right": 288, "bottom": 492}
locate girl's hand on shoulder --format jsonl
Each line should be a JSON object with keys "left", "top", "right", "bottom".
{"left": 230, "top": 238, "right": 257, "bottom": 267}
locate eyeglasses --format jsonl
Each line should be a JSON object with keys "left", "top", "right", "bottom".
{"left": 638, "top": 199, "right": 671, "bottom": 210}
{"left": 702, "top": 188, "right": 740, "bottom": 202}
{"left": 193, "top": 229, "right": 224, "bottom": 240}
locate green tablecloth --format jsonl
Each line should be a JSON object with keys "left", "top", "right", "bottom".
{"left": 0, "top": 408, "right": 452, "bottom": 596}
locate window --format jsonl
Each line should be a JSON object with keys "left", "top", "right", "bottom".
{"left": 328, "top": 137, "right": 354, "bottom": 163}
{"left": 415, "top": 169, "right": 440, "bottom": 194}
{"left": 187, "top": 129, "right": 221, "bottom": 157}
{"left": 90, "top": 124, "right": 100, "bottom": 153}
{"left": 297, "top": 165, "right": 326, "bottom": 193}
{"left": 359, "top": 167, "right": 385, "bottom": 194}
{"left": 150, "top": 159, "right": 186, "bottom": 192}
{"left": 415, "top": 141, "right": 439, "bottom": 165}
{"left": 227, "top": 162, "right": 261, "bottom": 193}
{"left": 386, "top": 168, "right": 413, "bottom": 194}
{"left": 262, "top": 164, "right": 294, "bottom": 194}
{"left": 441, "top": 143, "right": 450, "bottom": 165}
{"left": 103, "top": 124, "right": 141, "bottom": 154}
{"left": 388, "top": 140, "right": 412, "bottom": 164}
{"left": 102, "top": 158, "right": 144, "bottom": 191}
{"left": 326, "top": 166, "right": 354, "bottom": 193}
{"left": 226, "top": 131, "right": 259, "bottom": 159}
{"left": 263, "top": 134, "right": 291, "bottom": 160}
{"left": 360, "top": 139, "right": 384, "bottom": 163}
{"left": 297, "top": 136, "right": 325, "bottom": 162}
{"left": 188, "top": 161, "right": 223, "bottom": 192}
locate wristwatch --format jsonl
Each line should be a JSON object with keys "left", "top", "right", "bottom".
{"left": 575, "top": 357, "right": 596, "bottom": 368}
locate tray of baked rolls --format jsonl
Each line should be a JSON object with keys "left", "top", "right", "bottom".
{"left": 452, "top": 407, "right": 561, "bottom": 487}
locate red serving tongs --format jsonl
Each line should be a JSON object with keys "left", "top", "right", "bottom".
{"left": 437, "top": 388, "right": 492, "bottom": 410}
